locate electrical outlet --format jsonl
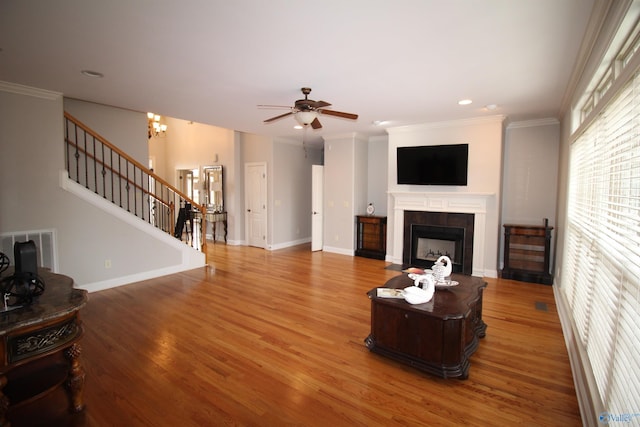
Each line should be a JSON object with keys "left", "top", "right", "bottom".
{"left": 104, "top": 259, "right": 112, "bottom": 269}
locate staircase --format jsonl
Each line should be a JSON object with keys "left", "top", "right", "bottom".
{"left": 63, "top": 112, "right": 208, "bottom": 255}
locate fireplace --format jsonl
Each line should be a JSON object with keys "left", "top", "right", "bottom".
{"left": 390, "top": 192, "right": 492, "bottom": 277}
{"left": 403, "top": 211, "right": 474, "bottom": 275}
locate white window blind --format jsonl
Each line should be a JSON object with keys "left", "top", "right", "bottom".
{"left": 564, "top": 67, "right": 640, "bottom": 416}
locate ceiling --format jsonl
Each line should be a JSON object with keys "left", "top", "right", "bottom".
{"left": 0, "top": 1, "right": 595, "bottom": 144}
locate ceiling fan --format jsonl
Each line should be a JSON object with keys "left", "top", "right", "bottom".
{"left": 260, "top": 87, "right": 358, "bottom": 129}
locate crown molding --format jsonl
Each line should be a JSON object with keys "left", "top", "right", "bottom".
{"left": 386, "top": 115, "right": 505, "bottom": 135}
{"left": 322, "top": 132, "right": 368, "bottom": 142}
{"left": 506, "top": 118, "right": 560, "bottom": 129}
{"left": 559, "top": 0, "right": 632, "bottom": 115}
{"left": 0, "top": 81, "right": 62, "bottom": 100}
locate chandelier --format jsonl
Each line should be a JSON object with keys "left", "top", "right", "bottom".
{"left": 147, "top": 112, "right": 167, "bottom": 139}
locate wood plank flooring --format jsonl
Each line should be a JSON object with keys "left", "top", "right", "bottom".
{"left": 38, "top": 244, "right": 581, "bottom": 426}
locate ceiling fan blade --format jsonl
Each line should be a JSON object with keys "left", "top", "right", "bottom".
{"left": 258, "top": 104, "right": 293, "bottom": 109}
{"left": 310, "top": 100, "right": 331, "bottom": 109}
{"left": 310, "top": 117, "right": 322, "bottom": 129}
{"left": 264, "top": 111, "right": 294, "bottom": 123}
{"left": 318, "top": 109, "right": 358, "bottom": 120}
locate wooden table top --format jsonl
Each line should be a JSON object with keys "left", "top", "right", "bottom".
{"left": 0, "top": 269, "right": 87, "bottom": 335}
{"left": 368, "top": 273, "right": 487, "bottom": 319}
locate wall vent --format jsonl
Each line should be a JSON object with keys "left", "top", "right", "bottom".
{"left": 0, "top": 229, "right": 57, "bottom": 272}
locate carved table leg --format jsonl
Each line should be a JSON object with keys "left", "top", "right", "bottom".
{"left": 65, "top": 343, "right": 86, "bottom": 413}
{"left": 0, "top": 374, "right": 10, "bottom": 427}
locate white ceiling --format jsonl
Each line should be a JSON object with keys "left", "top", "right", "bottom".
{"left": 0, "top": 1, "right": 595, "bottom": 143}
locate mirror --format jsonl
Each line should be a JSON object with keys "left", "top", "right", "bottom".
{"left": 203, "top": 166, "right": 223, "bottom": 212}
{"left": 177, "top": 168, "right": 200, "bottom": 204}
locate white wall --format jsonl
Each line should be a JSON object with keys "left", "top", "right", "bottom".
{"left": 159, "top": 117, "right": 235, "bottom": 184}
{"left": 151, "top": 116, "right": 238, "bottom": 242}
{"left": 386, "top": 116, "right": 504, "bottom": 275}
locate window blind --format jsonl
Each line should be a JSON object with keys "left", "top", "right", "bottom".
{"left": 564, "top": 68, "right": 640, "bottom": 416}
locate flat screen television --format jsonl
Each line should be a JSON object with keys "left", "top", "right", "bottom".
{"left": 397, "top": 144, "right": 468, "bottom": 186}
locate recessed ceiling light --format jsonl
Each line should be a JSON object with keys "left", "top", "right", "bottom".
{"left": 485, "top": 104, "right": 498, "bottom": 110}
{"left": 294, "top": 125, "right": 303, "bottom": 130}
{"left": 81, "top": 70, "right": 104, "bottom": 78}
{"left": 372, "top": 120, "right": 389, "bottom": 126}
{"left": 458, "top": 99, "right": 472, "bottom": 106}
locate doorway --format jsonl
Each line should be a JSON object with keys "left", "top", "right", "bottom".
{"left": 311, "top": 165, "right": 323, "bottom": 251}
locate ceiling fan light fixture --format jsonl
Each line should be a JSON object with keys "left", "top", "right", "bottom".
{"left": 295, "top": 111, "right": 318, "bottom": 126}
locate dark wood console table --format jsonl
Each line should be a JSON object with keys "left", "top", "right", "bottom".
{"left": 365, "top": 273, "right": 487, "bottom": 379}
{"left": 355, "top": 215, "right": 387, "bottom": 260}
{"left": 0, "top": 269, "right": 87, "bottom": 426}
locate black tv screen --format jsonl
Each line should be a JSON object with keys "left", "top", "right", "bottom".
{"left": 397, "top": 144, "right": 468, "bottom": 186}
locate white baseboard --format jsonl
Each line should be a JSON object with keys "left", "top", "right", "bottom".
{"left": 268, "top": 237, "right": 311, "bottom": 251}
{"left": 322, "top": 246, "right": 354, "bottom": 256}
{"left": 79, "top": 265, "right": 203, "bottom": 293}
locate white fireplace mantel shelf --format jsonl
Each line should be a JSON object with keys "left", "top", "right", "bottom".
{"left": 389, "top": 191, "right": 495, "bottom": 214}
{"left": 388, "top": 191, "right": 496, "bottom": 277}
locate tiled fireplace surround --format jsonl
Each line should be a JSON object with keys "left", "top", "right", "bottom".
{"left": 390, "top": 192, "right": 491, "bottom": 277}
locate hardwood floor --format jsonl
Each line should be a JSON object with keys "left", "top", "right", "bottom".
{"left": 40, "top": 244, "right": 581, "bottom": 426}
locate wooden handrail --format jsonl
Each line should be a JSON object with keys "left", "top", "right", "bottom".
{"left": 64, "top": 112, "right": 187, "bottom": 202}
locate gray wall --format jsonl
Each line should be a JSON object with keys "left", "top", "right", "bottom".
{"left": 501, "top": 119, "right": 560, "bottom": 269}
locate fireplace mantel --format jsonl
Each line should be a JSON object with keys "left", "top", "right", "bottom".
{"left": 389, "top": 192, "right": 495, "bottom": 277}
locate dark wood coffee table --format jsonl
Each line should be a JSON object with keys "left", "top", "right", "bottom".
{"left": 365, "top": 273, "right": 487, "bottom": 379}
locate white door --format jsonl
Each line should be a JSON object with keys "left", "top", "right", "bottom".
{"left": 245, "top": 162, "right": 267, "bottom": 248}
{"left": 311, "top": 165, "right": 323, "bottom": 251}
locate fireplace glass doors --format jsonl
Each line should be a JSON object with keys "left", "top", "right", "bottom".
{"left": 403, "top": 211, "right": 474, "bottom": 275}
{"left": 411, "top": 225, "right": 465, "bottom": 272}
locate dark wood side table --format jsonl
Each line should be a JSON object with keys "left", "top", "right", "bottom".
{"left": 365, "top": 273, "right": 487, "bottom": 379}
{"left": 502, "top": 224, "right": 553, "bottom": 284}
{"left": 355, "top": 215, "right": 387, "bottom": 260}
{"left": 0, "top": 269, "right": 87, "bottom": 426}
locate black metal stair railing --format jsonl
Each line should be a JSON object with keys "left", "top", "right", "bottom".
{"left": 63, "top": 112, "right": 207, "bottom": 253}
